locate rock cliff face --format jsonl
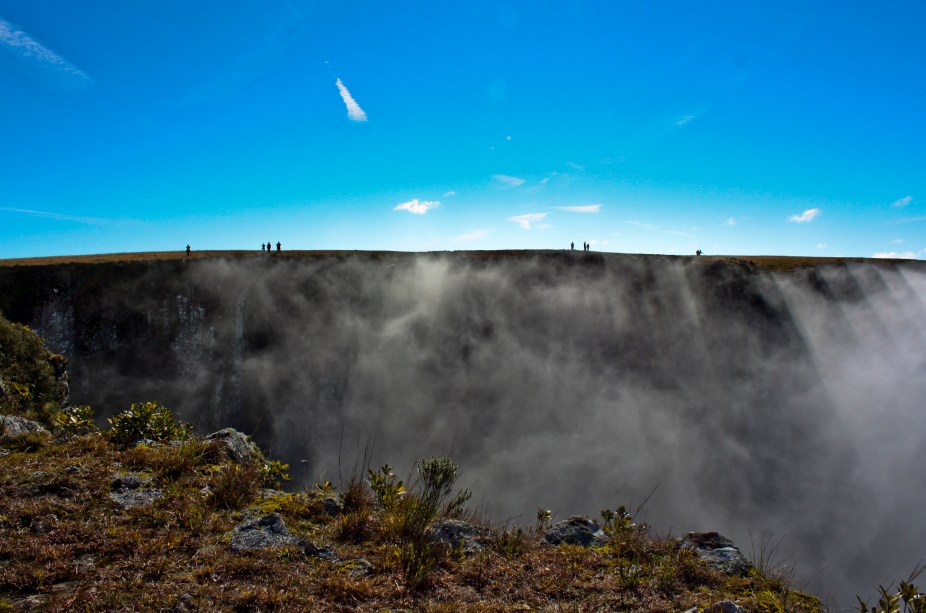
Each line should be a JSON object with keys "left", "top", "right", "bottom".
{"left": 1, "top": 251, "right": 925, "bottom": 601}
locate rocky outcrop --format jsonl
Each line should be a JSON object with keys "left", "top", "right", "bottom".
{"left": 205, "top": 428, "right": 263, "bottom": 466}
{"left": 229, "top": 512, "right": 338, "bottom": 561}
{"left": 0, "top": 415, "right": 49, "bottom": 443}
{"left": 681, "top": 532, "right": 752, "bottom": 577}
{"left": 543, "top": 516, "right": 608, "bottom": 547}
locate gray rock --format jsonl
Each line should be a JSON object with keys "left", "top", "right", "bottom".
{"left": 230, "top": 512, "right": 298, "bottom": 552}
{"left": 206, "top": 428, "right": 262, "bottom": 466}
{"left": 429, "top": 518, "right": 486, "bottom": 554}
{"left": 705, "top": 601, "right": 747, "bottom": 613}
{"left": 323, "top": 496, "right": 343, "bottom": 516}
{"left": 109, "top": 473, "right": 162, "bottom": 508}
{"left": 681, "top": 532, "right": 753, "bottom": 577}
{"left": 230, "top": 512, "right": 339, "bottom": 561}
{"left": 543, "top": 516, "right": 608, "bottom": 547}
{"left": 0, "top": 415, "right": 49, "bottom": 442}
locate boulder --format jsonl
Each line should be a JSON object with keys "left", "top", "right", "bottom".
{"left": 205, "top": 428, "right": 262, "bottom": 466}
{"left": 230, "top": 512, "right": 338, "bottom": 561}
{"left": 429, "top": 518, "right": 486, "bottom": 554}
{"left": 543, "top": 516, "right": 608, "bottom": 547}
{"left": 0, "top": 415, "right": 49, "bottom": 442}
{"left": 681, "top": 532, "right": 753, "bottom": 577}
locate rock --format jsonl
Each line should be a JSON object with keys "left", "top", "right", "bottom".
{"left": 543, "top": 516, "right": 608, "bottom": 547}
{"left": 681, "top": 532, "right": 753, "bottom": 577}
{"left": 230, "top": 512, "right": 297, "bottom": 552}
{"left": 429, "top": 518, "right": 486, "bottom": 554}
{"left": 323, "top": 496, "right": 343, "bottom": 516}
{"left": 205, "top": 428, "right": 262, "bottom": 466}
{"left": 109, "top": 473, "right": 162, "bottom": 509}
{"left": 704, "top": 601, "right": 747, "bottom": 613}
{"left": 0, "top": 415, "right": 49, "bottom": 442}
{"left": 230, "top": 513, "right": 339, "bottom": 561}
{"left": 303, "top": 541, "right": 339, "bottom": 562}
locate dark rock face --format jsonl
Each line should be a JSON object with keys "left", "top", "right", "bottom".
{"left": 681, "top": 532, "right": 752, "bottom": 577}
{"left": 543, "top": 516, "right": 608, "bottom": 548}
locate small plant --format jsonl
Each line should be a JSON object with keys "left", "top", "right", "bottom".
{"left": 259, "top": 459, "right": 291, "bottom": 489}
{"left": 368, "top": 464, "right": 406, "bottom": 509}
{"left": 493, "top": 527, "right": 528, "bottom": 559}
{"left": 601, "top": 505, "right": 636, "bottom": 537}
{"left": 394, "top": 540, "right": 442, "bottom": 591}
{"left": 107, "top": 401, "right": 192, "bottom": 446}
{"left": 536, "top": 508, "right": 553, "bottom": 533}
{"left": 52, "top": 404, "right": 98, "bottom": 435}
{"left": 857, "top": 564, "right": 926, "bottom": 613}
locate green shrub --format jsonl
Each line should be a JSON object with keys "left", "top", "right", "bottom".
{"left": 52, "top": 404, "right": 99, "bottom": 435}
{"left": 107, "top": 401, "right": 192, "bottom": 446}
{"left": 383, "top": 456, "right": 472, "bottom": 590}
{"left": 0, "top": 313, "right": 65, "bottom": 424}
{"left": 258, "top": 459, "right": 291, "bottom": 489}
{"left": 368, "top": 464, "right": 406, "bottom": 509}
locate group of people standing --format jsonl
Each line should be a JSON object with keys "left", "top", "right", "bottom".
{"left": 570, "top": 242, "right": 592, "bottom": 251}
{"left": 262, "top": 242, "right": 282, "bottom": 252}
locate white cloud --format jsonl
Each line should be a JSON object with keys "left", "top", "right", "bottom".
{"left": 0, "top": 19, "right": 92, "bottom": 89}
{"left": 565, "top": 161, "right": 585, "bottom": 172}
{"left": 556, "top": 205, "right": 601, "bottom": 213}
{"left": 726, "top": 217, "right": 736, "bottom": 226}
{"left": 492, "top": 174, "right": 526, "bottom": 188}
{"left": 0, "top": 206, "right": 105, "bottom": 225}
{"left": 816, "top": 243, "right": 827, "bottom": 249}
{"left": 788, "top": 208, "right": 821, "bottom": 223}
{"left": 873, "top": 251, "right": 918, "bottom": 259}
{"left": 540, "top": 172, "right": 558, "bottom": 185}
{"left": 442, "top": 191, "right": 457, "bottom": 198}
{"left": 394, "top": 199, "right": 439, "bottom": 214}
{"left": 892, "top": 195, "right": 913, "bottom": 207}
{"left": 335, "top": 78, "right": 367, "bottom": 122}
{"left": 676, "top": 114, "right": 697, "bottom": 126}
{"left": 891, "top": 238, "right": 904, "bottom": 244}
{"left": 457, "top": 228, "right": 495, "bottom": 241}
{"left": 508, "top": 212, "right": 547, "bottom": 229}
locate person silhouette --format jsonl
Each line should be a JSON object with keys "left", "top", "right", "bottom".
{"left": 696, "top": 249, "right": 702, "bottom": 256}
{"left": 276, "top": 241, "right": 281, "bottom": 252}
{"left": 185, "top": 245, "right": 190, "bottom": 256}
{"left": 571, "top": 242, "right": 574, "bottom": 250}
{"left": 261, "top": 243, "right": 265, "bottom": 251}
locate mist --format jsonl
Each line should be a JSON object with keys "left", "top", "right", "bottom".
{"left": 13, "top": 252, "right": 926, "bottom": 608}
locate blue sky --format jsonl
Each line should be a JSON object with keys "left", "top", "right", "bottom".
{"left": 1, "top": 1, "right": 924, "bottom": 259}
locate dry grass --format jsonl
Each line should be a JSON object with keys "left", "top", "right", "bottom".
{"left": 0, "top": 431, "right": 825, "bottom": 612}
{"left": 2, "top": 248, "right": 919, "bottom": 271}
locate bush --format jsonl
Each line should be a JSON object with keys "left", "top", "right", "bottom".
{"left": 0, "top": 313, "right": 65, "bottom": 424}
{"left": 52, "top": 404, "right": 99, "bottom": 435}
{"left": 107, "top": 401, "right": 192, "bottom": 446}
